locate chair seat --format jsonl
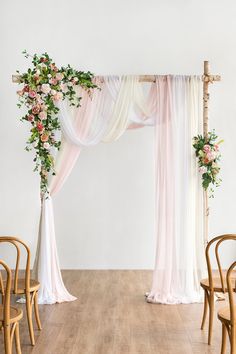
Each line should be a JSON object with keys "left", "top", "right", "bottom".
{"left": 218, "top": 305, "right": 236, "bottom": 323}
{"left": 200, "top": 274, "right": 236, "bottom": 292}
{"left": 1, "top": 278, "right": 40, "bottom": 294}
{"left": 0, "top": 305, "right": 23, "bottom": 324}
{"left": 12, "top": 278, "right": 40, "bottom": 294}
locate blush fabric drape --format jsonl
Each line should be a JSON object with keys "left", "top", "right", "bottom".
{"left": 33, "top": 75, "right": 205, "bottom": 305}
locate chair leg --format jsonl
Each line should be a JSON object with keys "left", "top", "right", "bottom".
{"left": 34, "top": 291, "right": 42, "bottom": 330}
{"left": 201, "top": 289, "right": 208, "bottom": 330}
{"left": 25, "top": 291, "right": 35, "bottom": 346}
{"left": 14, "top": 322, "right": 22, "bottom": 354}
{"left": 208, "top": 291, "right": 214, "bottom": 345}
{"left": 221, "top": 323, "right": 227, "bottom": 354}
{"left": 231, "top": 325, "right": 235, "bottom": 354}
{"left": 4, "top": 324, "right": 12, "bottom": 354}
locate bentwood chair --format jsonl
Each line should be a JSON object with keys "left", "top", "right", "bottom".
{"left": 0, "top": 259, "right": 23, "bottom": 354}
{"left": 200, "top": 234, "right": 236, "bottom": 345}
{"left": 218, "top": 261, "right": 236, "bottom": 354}
{"left": 0, "top": 237, "right": 42, "bottom": 346}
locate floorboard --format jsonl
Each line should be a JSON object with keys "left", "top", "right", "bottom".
{"left": 0, "top": 270, "right": 228, "bottom": 354}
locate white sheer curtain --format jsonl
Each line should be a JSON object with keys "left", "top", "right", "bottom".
{"left": 33, "top": 75, "right": 205, "bottom": 305}
{"left": 147, "top": 76, "right": 205, "bottom": 304}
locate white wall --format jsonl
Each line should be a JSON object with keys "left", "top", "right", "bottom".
{"left": 0, "top": 0, "right": 235, "bottom": 269}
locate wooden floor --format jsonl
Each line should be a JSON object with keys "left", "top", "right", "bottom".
{"left": 0, "top": 270, "right": 229, "bottom": 354}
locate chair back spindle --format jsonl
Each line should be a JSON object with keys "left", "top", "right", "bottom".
{"left": 205, "top": 234, "right": 236, "bottom": 292}
{"left": 0, "top": 237, "right": 31, "bottom": 294}
{"left": 226, "top": 261, "right": 236, "bottom": 326}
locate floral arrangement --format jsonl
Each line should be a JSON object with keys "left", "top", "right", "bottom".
{"left": 193, "top": 130, "right": 223, "bottom": 196}
{"left": 16, "top": 51, "right": 97, "bottom": 195}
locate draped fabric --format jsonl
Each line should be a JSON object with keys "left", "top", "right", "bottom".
{"left": 147, "top": 76, "right": 205, "bottom": 304}
{"left": 33, "top": 75, "right": 205, "bottom": 305}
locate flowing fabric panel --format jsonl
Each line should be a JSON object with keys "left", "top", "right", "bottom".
{"left": 147, "top": 76, "right": 205, "bottom": 304}
{"left": 33, "top": 75, "right": 205, "bottom": 305}
{"left": 34, "top": 76, "right": 156, "bottom": 304}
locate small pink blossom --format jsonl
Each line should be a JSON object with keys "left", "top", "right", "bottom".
{"left": 60, "top": 83, "right": 67, "bottom": 92}
{"left": 206, "top": 151, "right": 216, "bottom": 161}
{"left": 199, "top": 166, "right": 207, "bottom": 174}
{"left": 214, "top": 144, "right": 219, "bottom": 151}
{"left": 28, "top": 90, "right": 37, "bottom": 98}
{"left": 41, "top": 133, "right": 49, "bottom": 142}
{"left": 43, "top": 142, "right": 50, "bottom": 149}
{"left": 32, "top": 104, "right": 41, "bottom": 115}
{"left": 27, "top": 114, "right": 34, "bottom": 122}
{"left": 203, "top": 145, "right": 211, "bottom": 153}
{"left": 17, "top": 90, "right": 24, "bottom": 96}
{"left": 23, "top": 85, "right": 29, "bottom": 92}
{"left": 36, "top": 122, "right": 44, "bottom": 132}
{"left": 39, "top": 111, "right": 47, "bottom": 120}
{"left": 53, "top": 92, "right": 63, "bottom": 101}
{"left": 49, "top": 78, "right": 58, "bottom": 85}
{"left": 41, "top": 83, "right": 51, "bottom": 94}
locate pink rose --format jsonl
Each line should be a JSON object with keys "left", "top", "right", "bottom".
{"left": 39, "top": 111, "right": 47, "bottom": 120}
{"left": 41, "top": 83, "right": 51, "bottom": 94}
{"left": 203, "top": 145, "right": 211, "bottom": 153}
{"left": 214, "top": 144, "right": 219, "bottom": 151}
{"left": 36, "top": 122, "right": 44, "bottom": 132}
{"left": 32, "top": 104, "right": 41, "bottom": 115}
{"left": 41, "top": 133, "right": 49, "bottom": 142}
{"left": 49, "top": 78, "right": 58, "bottom": 85}
{"left": 206, "top": 151, "right": 216, "bottom": 161}
{"left": 23, "top": 85, "right": 29, "bottom": 92}
{"left": 27, "top": 114, "right": 34, "bottom": 122}
{"left": 28, "top": 90, "right": 36, "bottom": 98}
{"left": 53, "top": 92, "right": 63, "bottom": 101}
{"left": 43, "top": 142, "right": 50, "bottom": 149}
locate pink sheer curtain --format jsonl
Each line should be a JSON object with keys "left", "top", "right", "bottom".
{"left": 147, "top": 76, "right": 204, "bottom": 304}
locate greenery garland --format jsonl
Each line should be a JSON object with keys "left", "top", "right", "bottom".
{"left": 16, "top": 51, "right": 97, "bottom": 195}
{"left": 193, "top": 130, "right": 223, "bottom": 197}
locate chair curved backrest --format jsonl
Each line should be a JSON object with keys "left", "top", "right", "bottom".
{"left": 205, "top": 234, "right": 236, "bottom": 292}
{"left": 0, "top": 236, "right": 31, "bottom": 293}
{"left": 0, "top": 259, "right": 12, "bottom": 328}
{"left": 226, "top": 261, "right": 236, "bottom": 326}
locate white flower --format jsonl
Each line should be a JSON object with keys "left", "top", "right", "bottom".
{"left": 60, "top": 83, "right": 67, "bottom": 92}
{"left": 43, "top": 142, "right": 50, "bottom": 149}
{"left": 56, "top": 73, "right": 64, "bottom": 81}
{"left": 41, "top": 84, "right": 51, "bottom": 95}
{"left": 36, "top": 69, "right": 40, "bottom": 75}
{"left": 51, "top": 89, "right": 56, "bottom": 95}
{"left": 47, "top": 74, "right": 52, "bottom": 78}
{"left": 39, "top": 111, "right": 47, "bottom": 120}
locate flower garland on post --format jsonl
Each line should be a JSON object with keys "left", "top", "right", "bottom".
{"left": 193, "top": 130, "right": 223, "bottom": 197}
{"left": 15, "top": 51, "right": 97, "bottom": 195}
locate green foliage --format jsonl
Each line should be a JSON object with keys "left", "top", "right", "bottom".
{"left": 16, "top": 51, "right": 98, "bottom": 195}
{"left": 192, "top": 130, "right": 223, "bottom": 197}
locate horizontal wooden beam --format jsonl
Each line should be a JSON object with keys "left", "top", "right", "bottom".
{"left": 12, "top": 73, "right": 221, "bottom": 84}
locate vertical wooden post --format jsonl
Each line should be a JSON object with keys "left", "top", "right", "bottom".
{"left": 203, "top": 61, "right": 210, "bottom": 246}
{"left": 202, "top": 61, "right": 221, "bottom": 245}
